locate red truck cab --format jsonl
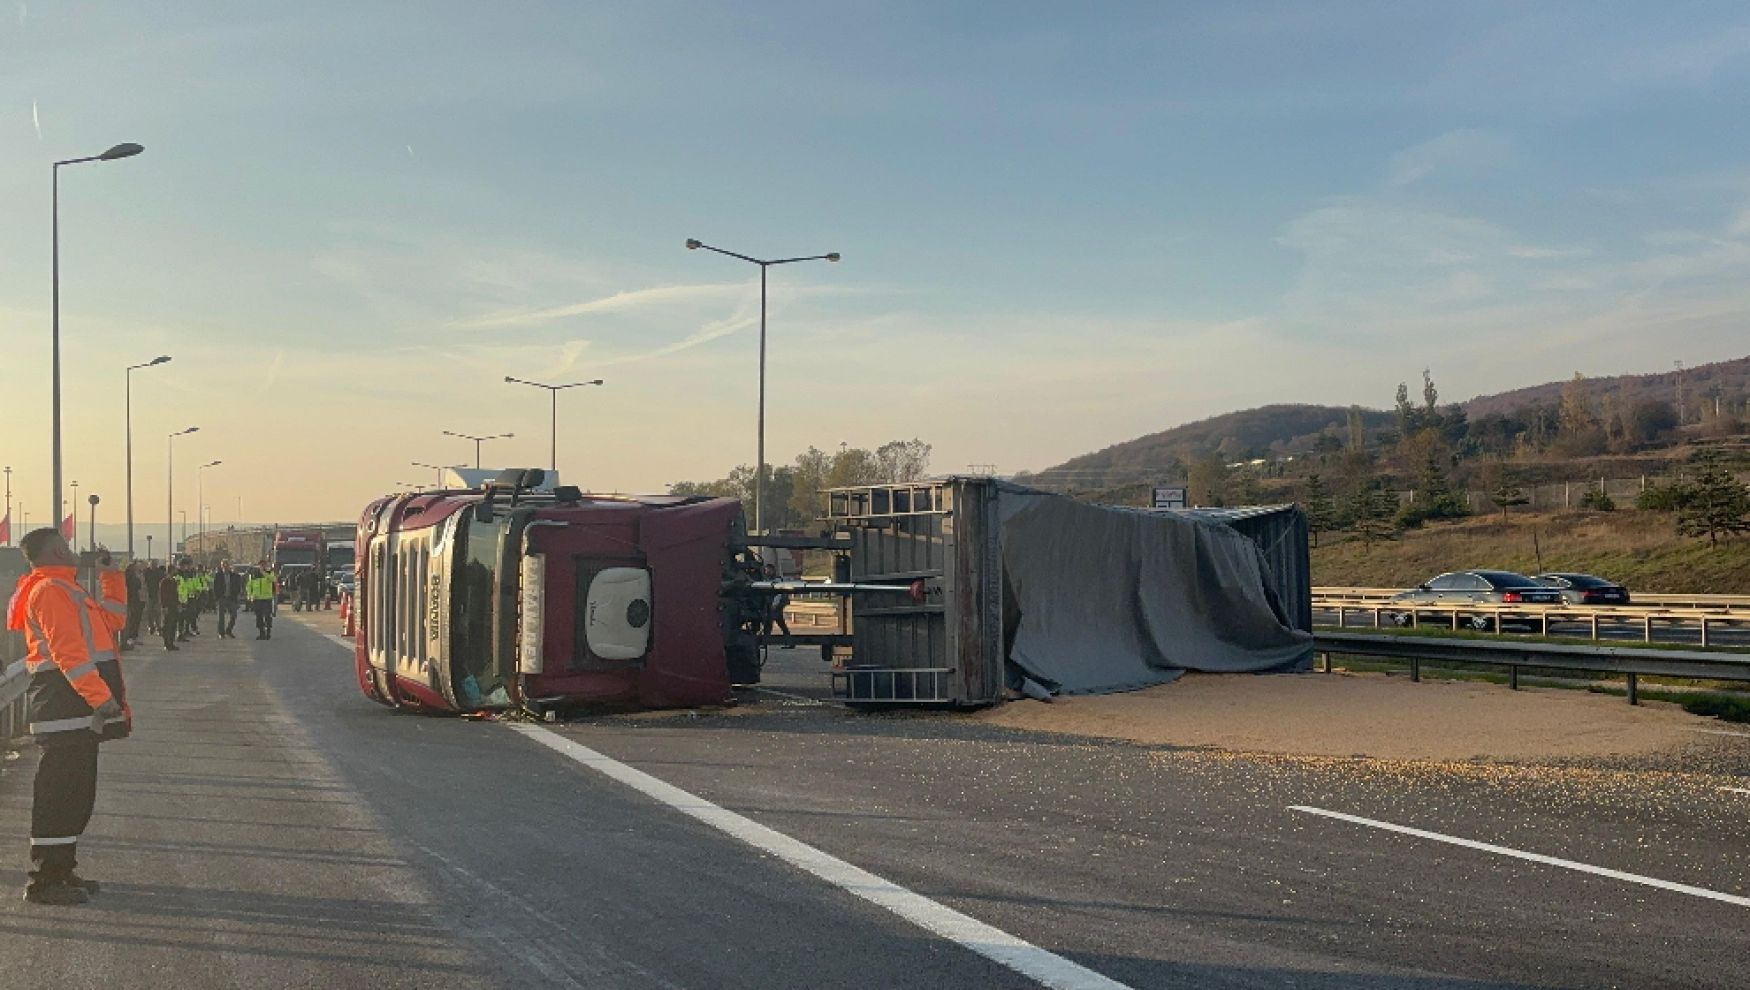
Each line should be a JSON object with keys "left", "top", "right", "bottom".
{"left": 353, "top": 471, "right": 761, "bottom": 713}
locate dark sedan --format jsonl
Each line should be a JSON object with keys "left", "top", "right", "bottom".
{"left": 1388, "top": 570, "right": 1566, "bottom": 628}
{"left": 1533, "top": 572, "right": 1631, "bottom": 605}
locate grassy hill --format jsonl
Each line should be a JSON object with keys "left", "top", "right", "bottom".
{"left": 1311, "top": 511, "right": 1750, "bottom": 594}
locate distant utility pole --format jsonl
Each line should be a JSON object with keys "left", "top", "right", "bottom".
{"left": 1673, "top": 359, "right": 1685, "bottom": 422}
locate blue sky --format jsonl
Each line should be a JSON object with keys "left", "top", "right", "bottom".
{"left": 5, "top": 2, "right": 1750, "bottom": 526}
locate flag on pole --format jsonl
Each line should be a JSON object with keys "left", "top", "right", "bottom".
{"left": 60, "top": 512, "right": 75, "bottom": 541}
{"left": 0, "top": 511, "right": 9, "bottom": 546}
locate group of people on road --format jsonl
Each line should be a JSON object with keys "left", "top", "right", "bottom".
{"left": 285, "top": 566, "right": 332, "bottom": 614}
{"left": 116, "top": 556, "right": 285, "bottom": 649}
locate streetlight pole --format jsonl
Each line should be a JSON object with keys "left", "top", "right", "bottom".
{"left": 125, "top": 355, "right": 172, "bottom": 558}
{"left": 685, "top": 238, "right": 840, "bottom": 534}
{"left": 4, "top": 465, "right": 12, "bottom": 546}
{"left": 51, "top": 142, "right": 144, "bottom": 529}
{"left": 411, "top": 461, "right": 465, "bottom": 485}
{"left": 503, "top": 377, "right": 604, "bottom": 474}
{"left": 87, "top": 494, "right": 99, "bottom": 553}
{"left": 167, "top": 426, "right": 198, "bottom": 557}
{"left": 197, "top": 460, "right": 221, "bottom": 558}
{"left": 70, "top": 480, "right": 79, "bottom": 535}
{"left": 440, "top": 431, "right": 513, "bottom": 470}
{"left": 179, "top": 510, "right": 187, "bottom": 547}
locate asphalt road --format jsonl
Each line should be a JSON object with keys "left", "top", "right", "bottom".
{"left": 2, "top": 612, "right": 1747, "bottom": 989}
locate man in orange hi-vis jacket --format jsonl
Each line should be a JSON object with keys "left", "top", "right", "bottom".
{"left": 6, "top": 528, "right": 131, "bottom": 906}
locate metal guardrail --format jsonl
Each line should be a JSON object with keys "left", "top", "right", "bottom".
{"left": 1314, "top": 630, "right": 1750, "bottom": 704}
{"left": 832, "top": 667, "right": 953, "bottom": 704}
{"left": 1, "top": 659, "right": 28, "bottom": 743}
{"left": 1315, "top": 586, "right": 1750, "bottom": 612}
{"left": 1317, "top": 600, "right": 1748, "bottom": 646}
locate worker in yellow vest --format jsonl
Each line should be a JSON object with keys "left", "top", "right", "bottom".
{"left": 247, "top": 564, "right": 277, "bottom": 640}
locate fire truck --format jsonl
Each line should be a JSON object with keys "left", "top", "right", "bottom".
{"left": 352, "top": 469, "right": 770, "bottom": 713}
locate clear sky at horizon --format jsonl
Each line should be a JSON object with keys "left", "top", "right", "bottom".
{"left": 5, "top": 2, "right": 1750, "bottom": 529}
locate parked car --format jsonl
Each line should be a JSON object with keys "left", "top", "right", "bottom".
{"left": 1533, "top": 572, "right": 1631, "bottom": 605}
{"left": 1388, "top": 570, "right": 1567, "bottom": 629}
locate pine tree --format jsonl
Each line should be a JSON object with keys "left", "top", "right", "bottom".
{"left": 1394, "top": 382, "right": 1416, "bottom": 441}
{"left": 1303, "top": 473, "right": 1337, "bottom": 547}
{"left": 1414, "top": 447, "right": 1467, "bottom": 519}
{"left": 1676, "top": 450, "right": 1750, "bottom": 547}
{"left": 1490, "top": 479, "right": 1529, "bottom": 520}
{"left": 1348, "top": 482, "right": 1398, "bottom": 551}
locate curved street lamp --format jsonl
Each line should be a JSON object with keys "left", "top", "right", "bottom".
{"left": 166, "top": 426, "right": 197, "bottom": 556}
{"left": 197, "top": 460, "right": 222, "bottom": 556}
{"left": 51, "top": 142, "right": 144, "bottom": 526}
{"left": 125, "top": 354, "right": 172, "bottom": 557}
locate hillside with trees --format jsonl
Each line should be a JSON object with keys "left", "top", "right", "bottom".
{"left": 1021, "top": 355, "right": 1750, "bottom": 575}
{"left": 669, "top": 439, "right": 933, "bottom": 531}
{"left": 1022, "top": 354, "right": 1750, "bottom": 494}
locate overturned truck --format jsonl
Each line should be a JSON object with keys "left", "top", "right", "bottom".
{"left": 823, "top": 479, "right": 1314, "bottom": 704}
{"left": 351, "top": 471, "right": 1310, "bottom": 714}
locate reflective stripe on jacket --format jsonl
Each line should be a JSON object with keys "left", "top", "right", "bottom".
{"left": 97, "top": 567, "right": 130, "bottom": 623}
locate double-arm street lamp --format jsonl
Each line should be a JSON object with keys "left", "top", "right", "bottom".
{"left": 411, "top": 461, "right": 465, "bottom": 485}
{"left": 166, "top": 426, "right": 197, "bottom": 555}
{"left": 125, "top": 355, "right": 172, "bottom": 557}
{"left": 503, "top": 376, "right": 604, "bottom": 474}
{"left": 441, "top": 430, "right": 513, "bottom": 470}
{"left": 51, "top": 142, "right": 144, "bottom": 527}
{"left": 685, "top": 237, "right": 839, "bottom": 533}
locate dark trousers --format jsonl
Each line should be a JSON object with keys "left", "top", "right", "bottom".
{"left": 124, "top": 602, "right": 144, "bottom": 646}
{"left": 252, "top": 600, "right": 274, "bottom": 636}
{"left": 217, "top": 601, "right": 240, "bottom": 636}
{"left": 29, "top": 734, "right": 100, "bottom": 885}
{"left": 162, "top": 604, "right": 181, "bottom": 648}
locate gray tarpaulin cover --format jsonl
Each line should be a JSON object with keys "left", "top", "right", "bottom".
{"left": 998, "top": 487, "right": 1313, "bottom": 695}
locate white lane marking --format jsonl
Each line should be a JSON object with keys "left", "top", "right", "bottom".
{"left": 505, "top": 722, "right": 1134, "bottom": 990}
{"left": 1290, "top": 805, "right": 1750, "bottom": 909}
{"left": 326, "top": 634, "right": 354, "bottom": 650}
{"left": 1685, "top": 726, "right": 1750, "bottom": 739}
{"left": 754, "top": 687, "right": 825, "bottom": 707}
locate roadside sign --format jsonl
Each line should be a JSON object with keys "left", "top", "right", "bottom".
{"left": 1152, "top": 486, "right": 1188, "bottom": 509}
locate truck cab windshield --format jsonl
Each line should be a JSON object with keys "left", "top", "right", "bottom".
{"left": 452, "top": 507, "right": 511, "bottom": 708}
